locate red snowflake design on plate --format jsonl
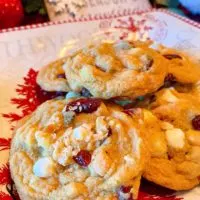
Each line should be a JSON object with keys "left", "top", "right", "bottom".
{"left": 3, "top": 68, "right": 66, "bottom": 127}
{"left": 139, "top": 179, "right": 183, "bottom": 200}
{"left": 114, "top": 16, "right": 152, "bottom": 40}
{"left": 0, "top": 138, "right": 11, "bottom": 151}
{"left": 0, "top": 164, "right": 11, "bottom": 186}
{"left": 0, "top": 164, "right": 19, "bottom": 200}
{"left": 0, "top": 192, "right": 12, "bottom": 200}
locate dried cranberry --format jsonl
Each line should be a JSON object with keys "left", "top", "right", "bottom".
{"left": 117, "top": 186, "right": 133, "bottom": 200}
{"left": 192, "top": 115, "right": 200, "bottom": 130}
{"left": 80, "top": 88, "right": 93, "bottom": 97}
{"left": 65, "top": 98, "right": 101, "bottom": 114}
{"left": 123, "top": 109, "right": 135, "bottom": 116}
{"left": 164, "top": 73, "right": 176, "bottom": 82}
{"left": 167, "top": 154, "right": 173, "bottom": 160}
{"left": 73, "top": 150, "right": 91, "bottom": 167}
{"left": 57, "top": 73, "right": 66, "bottom": 79}
{"left": 163, "top": 73, "right": 176, "bottom": 88}
{"left": 107, "top": 128, "right": 112, "bottom": 137}
{"left": 163, "top": 54, "right": 182, "bottom": 60}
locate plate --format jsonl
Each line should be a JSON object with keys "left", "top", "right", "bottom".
{"left": 0, "top": 9, "right": 200, "bottom": 199}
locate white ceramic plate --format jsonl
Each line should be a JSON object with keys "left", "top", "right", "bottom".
{"left": 0, "top": 9, "right": 200, "bottom": 199}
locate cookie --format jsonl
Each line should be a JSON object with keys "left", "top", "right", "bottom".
{"left": 10, "top": 98, "right": 148, "bottom": 200}
{"left": 37, "top": 58, "right": 70, "bottom": 92}
{"left": 63, "top": 40, "right": 168, "bottom": 99}
{"left": 160, "top": 47, "right": 200, "bottom": 84}
{"left": 139, "top": 88, "right": 200, "bottom": 190}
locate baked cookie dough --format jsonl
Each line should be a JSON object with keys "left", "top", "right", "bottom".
{"left": 151, "top": 88, "right": 200, "bottom": 130}
{"left": 37, "top": 58, "right": 70, "bottom": 92}
{"left": 140, "top": 88, "right": 200, "bottom": 190}
{"left": 63, "top": 40, "right": 168, "bottom": 99}
{"left": 160, "top": 47, "right": 200, "bottom": 84}
{"left": 10, "top": 98, "right": 148, "bottom": 200}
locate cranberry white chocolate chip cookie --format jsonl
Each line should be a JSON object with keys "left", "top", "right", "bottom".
{"left": 140, "top": 88, "right": 200, "bottom": 190}
{"left": 37, "top": 58, "right": 70, "bottom": 92}
{"left": 9, "top": 98, "right": 148, "bottom": 200}
{"left": 63, "top": 40, "right": 168, "bottom": 99}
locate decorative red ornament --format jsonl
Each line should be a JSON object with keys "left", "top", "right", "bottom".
{"left": 0, "top": 0, "right": 24, "bottom": 29}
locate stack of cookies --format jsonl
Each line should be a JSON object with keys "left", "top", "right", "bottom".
{"left": 9, "top": 40, "right": 200, "bottom": 200}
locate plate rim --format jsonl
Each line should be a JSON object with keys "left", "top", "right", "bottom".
{"left": 0, "top": 8, "right": 199, "bottom": 34}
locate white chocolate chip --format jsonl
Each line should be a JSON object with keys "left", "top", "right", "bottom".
{"left": 165, "top": 128, "right": 185, "bottom": 149}
{"left": 116, "top": 123, "right": 122, "bottom": 131}
{"left": 96, "top": 116, "right": 108, "bottom": 134}
{"left": 35, "top": 131, "right": 53, "bottom": 149}
{"left": 33, "top": 157, "right": 56, "bottom": 178}
{"left": 161, "top": 89, "right": 178, "bottom": 103}
{"left": 73, "top": 127, "right": 87, "bottom": 140}
{"left": 124, "top": 155, "right": 135, "bottom": 165}
{"left": 90, "top": 149, "right": 113, "bottom": 176}
{"left": 108, "top": 120, "right": 116, "bottom": 126}
{"left": 73, "top": 124, "right": 93, "bottom": 142}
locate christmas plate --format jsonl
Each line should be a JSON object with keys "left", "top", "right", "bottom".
{"left": 0, "top": 9, "right": 200, "bottom": 200}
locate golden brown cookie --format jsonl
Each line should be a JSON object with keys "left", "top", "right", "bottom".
{"left": 63, "top": 40, "right": 168, "bottom": 99}
{"left": 137, "top": 88, "right": 200, "bottom": 190}
{"left": 10, "top": 98, "right": 148, "bottom": 200}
